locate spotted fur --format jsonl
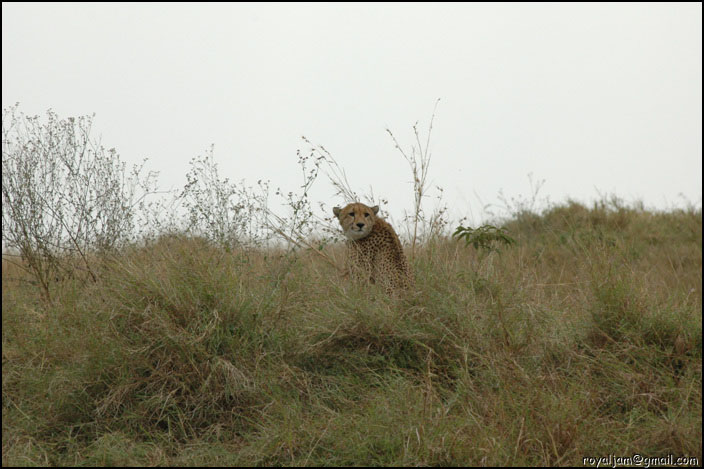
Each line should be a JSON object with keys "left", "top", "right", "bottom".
{"left": 333, "top": 202, "right": 414, "bottom": 295}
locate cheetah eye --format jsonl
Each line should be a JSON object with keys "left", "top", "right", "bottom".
{"left": 364, "top": 213, "right": 370, "bottom": 217}
{"left": 348, "top": 213, "right": 354, "bottom": 217}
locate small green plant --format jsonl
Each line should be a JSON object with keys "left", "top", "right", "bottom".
{"left": 452, "top": 224, "right": 516, "bottom": 254}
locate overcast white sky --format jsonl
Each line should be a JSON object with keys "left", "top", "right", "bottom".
{"left": 3, "top": 2, "right": 702, "bottom": 225}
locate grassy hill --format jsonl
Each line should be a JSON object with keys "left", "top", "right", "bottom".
{"left": 2, "top": 200, "right": 701, "bottom": 466}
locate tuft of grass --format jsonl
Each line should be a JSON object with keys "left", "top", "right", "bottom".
{"left": 3, "top": 201, "right": 702, "bottom": 466}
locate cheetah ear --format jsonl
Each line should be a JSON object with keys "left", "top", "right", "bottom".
{"left": 371, "top": 205, "right": 380, "bottom": 215}
{"left": 333, "top": 206, "right": 341, "bottom": 217}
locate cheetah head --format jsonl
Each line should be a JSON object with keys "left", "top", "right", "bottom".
{"left": 332, "top": 203, "right": 380, "bottom": 240}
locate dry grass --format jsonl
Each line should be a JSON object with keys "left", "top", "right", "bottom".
{"left": 2, "top": 201, "right": 702, "bottom": 466}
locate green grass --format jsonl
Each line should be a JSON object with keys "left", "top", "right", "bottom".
{"left": 2, "top": 201, "right": 702, "bottom": 466}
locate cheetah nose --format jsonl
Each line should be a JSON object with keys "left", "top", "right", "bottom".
{"left": 356, "top": 223, "right": 365, "bottom": 229}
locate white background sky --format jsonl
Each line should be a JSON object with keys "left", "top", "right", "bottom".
{"left": 3, "top": 2, "right": 702, "bottom": 225}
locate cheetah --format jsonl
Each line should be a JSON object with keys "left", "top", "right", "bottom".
{"left": 333, "top": 202, "right": 414, "bottom": 295}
